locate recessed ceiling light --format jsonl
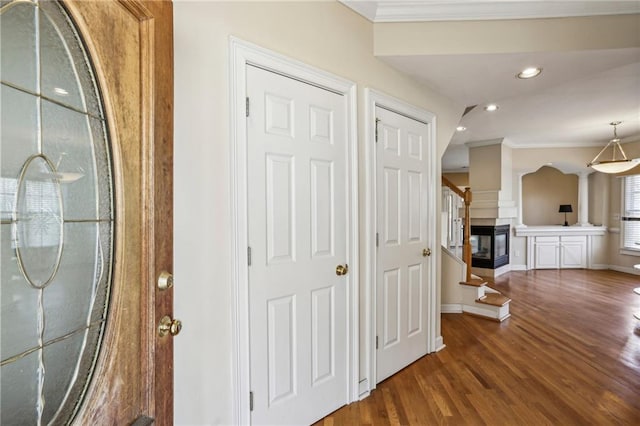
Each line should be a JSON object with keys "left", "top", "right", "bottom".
{"left": 54, "top": 87, "right": 69, "bottom": 96}
{"left": 517, "top": 67, "right": 542, "bottom": 79}
{"left": 484, "top": 104, "right": 499, "bottom": 112}
{"left": 456, "top": 126, "right": 467, "bottom": 132}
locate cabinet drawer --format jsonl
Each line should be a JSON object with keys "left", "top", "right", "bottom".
{"left": 535, "top": 236, "right": 559, "bottom": 243}
{"left": 561, "top": 236, "right": 587, "bottom": 243}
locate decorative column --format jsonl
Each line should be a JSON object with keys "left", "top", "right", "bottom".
{"left": 578, "top": 172, "right": 592, "bottom": 226}
{"left": 516, "top": 172, "right": 525, "bottom": 227}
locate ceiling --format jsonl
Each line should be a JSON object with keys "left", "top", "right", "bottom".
{"left": 340, "top": 1, "right": 640, "bottom": 171}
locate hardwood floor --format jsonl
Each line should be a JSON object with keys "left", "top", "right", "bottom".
{"left": 315, "top": 269, "right": 640, "bottom": 425}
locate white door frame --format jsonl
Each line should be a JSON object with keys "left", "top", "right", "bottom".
{"left": 229, "top": 37, "right": 359, "bottom": 425}
{"left": 362, "top": 89, "right": 438, "bottom": 396}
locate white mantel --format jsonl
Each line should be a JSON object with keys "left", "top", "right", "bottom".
{"left": 515, "top": 225, "right": 607, "bottom": 270}
{"left": 515, "top": 225, "right": 607, "bottom": 238}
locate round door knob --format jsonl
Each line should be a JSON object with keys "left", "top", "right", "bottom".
{"left": 423, "top": 248, "right": 432, "bottom": 257}
{"left": 158, "top": 315, "right": 182, "bottom": 337}
{"left": 336, "top": 264, "right": 349, "bottom": 276}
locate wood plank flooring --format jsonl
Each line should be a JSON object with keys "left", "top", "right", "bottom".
{"left": 315, "top": 269, "right": 640, "bottom": 425}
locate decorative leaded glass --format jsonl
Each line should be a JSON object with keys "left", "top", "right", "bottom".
{"left": 1, "top": 0, "right": 114, "bottom": 424}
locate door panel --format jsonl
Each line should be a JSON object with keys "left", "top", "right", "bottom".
{"left": 0, "top": 0, "right": 174, "bottom": 423}
{"left": 376, "top": 106, "right": 430, "bottom": 383}
{"left": 247, "top": 65, "right": 348, "bottom": 425}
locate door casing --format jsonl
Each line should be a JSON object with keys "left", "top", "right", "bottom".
{"left": 362, "top": 89, "right": 440, "bottom": 398}
{"left": 229, "top": 38, "right": 359, "bottom": 425}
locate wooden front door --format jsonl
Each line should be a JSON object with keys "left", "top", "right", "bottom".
{"left": 0, "top": 0, "right": 174, "bottom": 424}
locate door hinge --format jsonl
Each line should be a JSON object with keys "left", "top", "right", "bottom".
{"left": 248, "top": 246, "right": 252, "bottom": 266}
{"left": 376, "top": 232, "right": 379, "bottom": 248}
{"left": 376, "top": 336, "right": 379, "bottom": 350}
{"left": 246, "top": 97, "right": 250, "bottom": 117}
{"left": 250, "top": 391, "right": 254, "bottom": 411}
{"left": 375, "top": 118, "right": 381, "bottom": 143}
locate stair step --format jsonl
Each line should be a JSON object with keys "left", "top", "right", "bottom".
{"left": 634, "top": 288, "right": 640, "bottom": 296}
{"left": 464, "top": 311, "right": 511, "bottom": 323}
{"left": 477, "top": 293, "right": 511, "bottom": 307}
{"left": 460, "top": 278, "right": 488, "bottom": 287}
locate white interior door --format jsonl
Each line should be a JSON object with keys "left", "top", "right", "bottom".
{"left": 247, "top": 64, "right": 349, "bottom": 425}
{"left": 376, "top": 106, "right": 431, "bottom": 383}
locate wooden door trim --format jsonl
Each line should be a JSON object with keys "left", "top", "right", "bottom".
{"left": 229, "top": 37, "right": 359, "bottom": 425}
{"left": 362, "top": 89, "right": 440, "bottom": 398}
{"left": 63, "top": 0, "right": 173, "bottom": 423}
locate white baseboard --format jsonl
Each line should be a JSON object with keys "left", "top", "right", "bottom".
{"left": 441, "top": 304, "right": 462, "bottom": 313}
{"left": 435, "top": 336, "right": 446, "bottom": 352}
{"left": 608, "top": 265, "right": 640, "bottom": 275}
{"left": 510, "top": 264, "right": 527, "bottom": 271}
{"left": 358, "top": 379, "right": 369, "bottom": 399}
{"left": 589, "top": 263, "right": 609, "bottom": 270}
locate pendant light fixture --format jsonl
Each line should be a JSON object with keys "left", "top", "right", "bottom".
{"left": 588, "top": 121, "right": 639, "bottom": 174}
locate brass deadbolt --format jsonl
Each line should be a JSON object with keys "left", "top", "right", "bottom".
{"left": 158, "top": 315, "right": 182, "bottom": 337}
{"left": 158, "top": 271, "right": 174, "bottom": 291}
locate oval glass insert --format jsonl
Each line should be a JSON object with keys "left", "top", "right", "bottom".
{"left": 1, "top": 1, "right": 114, "bottom": 425}
{"left": 15, "top": 155, "right": 64, "bottom": 289}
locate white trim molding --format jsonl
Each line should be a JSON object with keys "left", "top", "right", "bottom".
{"left": 229, "top": 37, "right": 359, "bottom": 425}
{"left": 340, "top": 1, "right": 640, "bottom": 23}
{"left": 441, "top": 304, "right": 463, "bottom": 314}
{"left": 363, "top": 88, "right": 438, "bottom": 395}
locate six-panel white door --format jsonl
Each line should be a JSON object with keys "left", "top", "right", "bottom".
{"left": 247, "top": 65, "right": 349, "bottom": 425}
{"left": 376, "top": 106, "right": 431, "bottom": 383}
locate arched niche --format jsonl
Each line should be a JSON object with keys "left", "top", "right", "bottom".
{"left": 522, "top": 166, "right": 578, "bottom": 226}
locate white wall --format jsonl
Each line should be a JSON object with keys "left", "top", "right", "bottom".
{"left": 173, "top": 2, "right": 462, "bottom": 424}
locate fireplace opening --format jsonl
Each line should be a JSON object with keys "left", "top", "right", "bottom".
{"left": 470, "top": 225, "right": 510, "bottom": 269}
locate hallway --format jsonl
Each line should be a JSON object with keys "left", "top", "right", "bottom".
{"left": 316, "top": 269, "right": 640, "bottom": 425}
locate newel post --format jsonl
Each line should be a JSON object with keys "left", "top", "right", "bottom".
{"left": 463, "top": 187, "right": 472, "bottom": 282}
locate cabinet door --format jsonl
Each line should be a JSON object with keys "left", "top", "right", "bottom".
{"left": 535, "top": 243, "right": 559, "bottom": 269}
{"left": 560, "top": 238, "right": 586, "bottom": 268}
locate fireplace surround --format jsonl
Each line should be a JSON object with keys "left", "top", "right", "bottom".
{"left": 470, "top": 225, "right": 510, "bottom": 269}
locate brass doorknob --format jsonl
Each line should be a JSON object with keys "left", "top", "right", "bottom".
{"left": 158, "top": 315, "right": 182, "bottom": 337}
{"left": 423, "top": 248, "right": 431, "bottom": 257}
{"left": 336, "top": 264, "right": 349, "bottom": 276}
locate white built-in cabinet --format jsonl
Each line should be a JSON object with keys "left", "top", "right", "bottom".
{"left": 516, "top": 226, "right": 607, "bottom": 270}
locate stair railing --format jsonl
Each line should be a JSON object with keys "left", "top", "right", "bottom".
{"left": 442, "top": 176, "right": 473, "bottom": 283}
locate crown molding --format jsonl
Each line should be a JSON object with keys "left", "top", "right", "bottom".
{"left": 340, "top": 1, "right": 640, "bottom": 23}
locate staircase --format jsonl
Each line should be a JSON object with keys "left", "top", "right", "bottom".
{"left": 442, "top": 176, "right": 512, "bottom": 322}
{"left": 460, "top": 275, "right": 511, "bottom": 322}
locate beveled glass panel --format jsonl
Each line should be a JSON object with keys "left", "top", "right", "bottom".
{"left": 41, "top": 330, "right": 85, "bottom": 424}
{"left": 42, "top": 99, "right": 99, "bottom": 220}
{"left": 43, "top": 324, "right": 103, "bottom": 424}
{"left": 0, "top": 351, "right": 39, "bottom": 425}
{"left": 90, "top": 116, "right": 114, "bottom": 221}
{"left": 1, "top": 85, "right": 39, "bottom": 221}
{"left": 0, "top": 225, "right": 39, "bottom": 361}
{"left": 39, "top": 4, "right": 83, "bottom": 112}
{"left": 0, "top": 0, "right": 114, "bottom": 423}
{"left": 90, "top": 221, "right": 113, "bottom": 323}
{"left": 0, "top": 1, "right": 38, "bottom": 92}
{"left": 15, "top": 155, "right": 64, "bottom": 288}
{"left": 43, "top": 222, "right": 111, "bottom": 341}
{"left": 39, "top": 0, "right": 102, "bottom": 118}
